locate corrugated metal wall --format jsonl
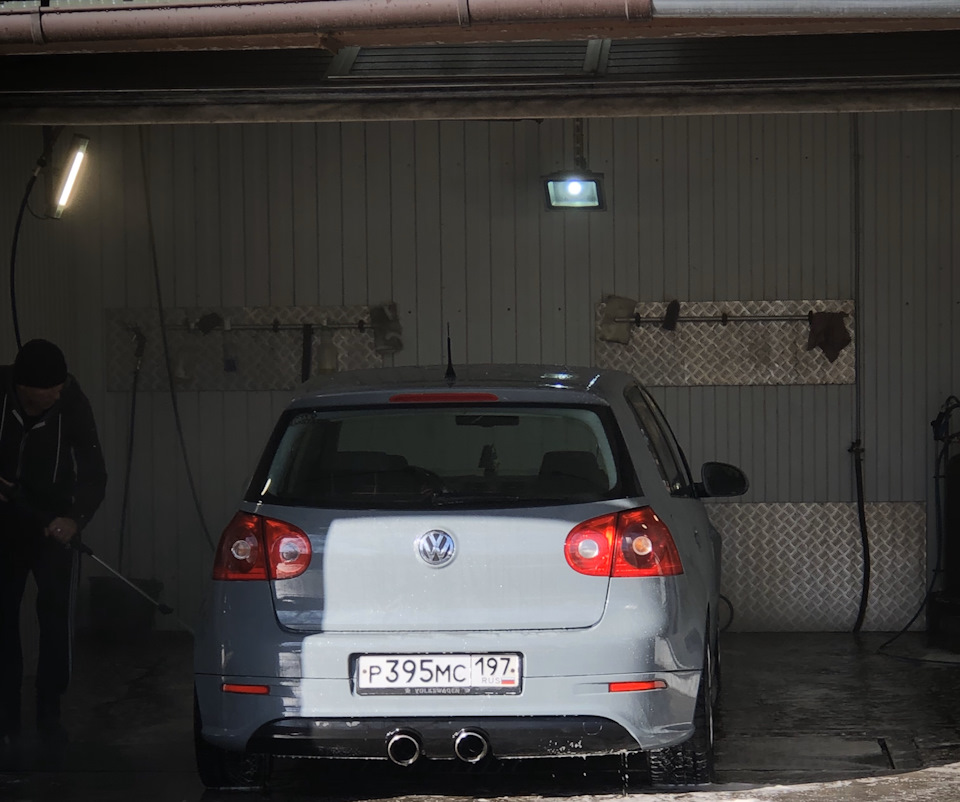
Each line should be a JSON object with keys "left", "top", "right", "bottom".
{"left": 0, "top": 112, "right": 957, "bottom": 630}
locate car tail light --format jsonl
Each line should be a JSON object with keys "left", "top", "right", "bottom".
{"left": 213, "top": 512, "right": 312, "bottom": 581}
{"left": 564, "top": 513, "right": 618, "bottom": 576}
{"left": 564, "top": 507, "right": 683, "bottom": 578}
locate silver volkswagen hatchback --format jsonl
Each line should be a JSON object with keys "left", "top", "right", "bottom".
{"left": 194, "top": 365, "right": 747, "bottom": 789}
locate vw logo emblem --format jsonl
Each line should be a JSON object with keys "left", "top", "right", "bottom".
{"left": 416, "top": 530, "right": 456, "bottom": 568}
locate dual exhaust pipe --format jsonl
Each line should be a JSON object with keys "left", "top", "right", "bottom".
{"left": 385, "top": 731, "right": 421, "bottom": 766}
{"left": 386, "top": 728, "right": 489, "bottom": 766}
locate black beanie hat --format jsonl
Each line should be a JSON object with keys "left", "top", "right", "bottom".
{"left": 14, "top": 339, "right": 68, "bottom": 389}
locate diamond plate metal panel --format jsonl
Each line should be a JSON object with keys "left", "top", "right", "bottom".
{"left": 709, "top": 502, "right": 926, "bottom": 632}
{"left": 595, "top": 300, "right": 855, "bottom": 386}
{"left": 106, "top": 306, "right": 385, "bottom": 392}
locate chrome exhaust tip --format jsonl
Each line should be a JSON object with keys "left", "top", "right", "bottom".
{"left": 453, "top": 729, "right": 489, "bottom": 763}
{"left": 386, "top": 731, "right": 422, "bottom": 766}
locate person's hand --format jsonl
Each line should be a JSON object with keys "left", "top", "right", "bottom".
{"left": 0, "top": 477, "right": 13, "bottom": 503}
{"left": 45, "top": 517, "right": 78, "bottom": 545}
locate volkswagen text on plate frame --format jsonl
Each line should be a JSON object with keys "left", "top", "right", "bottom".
{"left": 193, "top": 365, "right": 748, "bottom": 789}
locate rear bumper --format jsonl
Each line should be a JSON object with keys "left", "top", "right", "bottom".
{"left": 195, "top": 668, "right": 700, "bottom": 757}
{"left": 248, "top": 715, "right": 637, "bottom": 759}
{"left": 194, "top": 580, "right": 709, "bottom": 758}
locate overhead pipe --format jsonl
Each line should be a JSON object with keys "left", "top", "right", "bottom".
{"left": 4, "top": 0, "right": 959, "bottom": 50}
{"left": 0, "top": 0, "right": 651, "bottom": 47}
{"left": 653, "top": 0, "right": 960, "bottom": 16}
{"left": 1, "top": 6, "right": 42, "bottom": 45}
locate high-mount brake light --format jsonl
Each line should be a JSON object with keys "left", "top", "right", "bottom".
{"left": 564, "top": 507, "right": 683, "bottom": 578}
{"left": 213, "top": 512, "right": 312, "bottom": 581}
{"left": 389, "top": 392, "right": 500, "bottom": 403}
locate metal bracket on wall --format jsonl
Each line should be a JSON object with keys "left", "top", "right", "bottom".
{"left": 175, "top": 314, "right": 388, "bottom": 382}
{"left": 105, "top": 304, "right": 402, "bottom": 392}
{"left": 595, "top": 298, "right": 856, "bottom": 386}
{"left": 177, "top": 313, "right": 372, "bottom": 335}
{"left": 611, "top": 305, "right": 832, "bottom": 331}
{"left": 180, "top": 303, "right": 404, "bottom": 358}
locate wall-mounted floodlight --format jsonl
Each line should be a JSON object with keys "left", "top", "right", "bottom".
{"left": 542, "top": 118, "right": 606, "bottom": 211}
{"left": 543, "top": 171, "right": 605, "bottom": 210}
{"left": 52, "top": 134, "right": 89, "bottom": 218}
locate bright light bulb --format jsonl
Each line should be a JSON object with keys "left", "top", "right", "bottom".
{"left": 53, "top": 135, "right": 89, "bottom": 218}
{"left": 632, "top": 536, "right": 654, "bottom": 557}
{"left": 57, "top": 151, "right": 84, "bottom": 208}
{"left": 544, "top": 174, "right": 603, "bottom": 209}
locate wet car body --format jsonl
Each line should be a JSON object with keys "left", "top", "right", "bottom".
{"left": 193, "top": 364, "right": 747, "bottom": 788}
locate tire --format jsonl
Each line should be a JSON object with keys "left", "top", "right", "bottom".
{"left": 647, "top": 644, "right": 716, "bottom": 787}
{"left": 712, "top": 621, "right": 722, "bottom": 702}
{"left": 194, "top": 690, "right": 270, "bottom": 789}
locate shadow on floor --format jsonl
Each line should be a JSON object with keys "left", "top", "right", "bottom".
{"left": 1, "top": 631, "right": 959, "bottom": 801}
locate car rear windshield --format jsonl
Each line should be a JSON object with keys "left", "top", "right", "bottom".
{"left": 250, "top": 404, "right": 634, "bottom": 509}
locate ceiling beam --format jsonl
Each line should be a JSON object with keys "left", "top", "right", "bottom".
{"left": 4, "top": 83, "right": 959, "bottom": 126}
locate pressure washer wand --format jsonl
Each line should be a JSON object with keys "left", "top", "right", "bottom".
{"left": 70, "top": 538, "right": 195, "bottom": 635}
{"left": 72, "top": 539, "right": 171, "bottom": 613}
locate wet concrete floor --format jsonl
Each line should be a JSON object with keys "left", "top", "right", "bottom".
{"left": 1, "top": 631, "right": 959, "bottom": 801}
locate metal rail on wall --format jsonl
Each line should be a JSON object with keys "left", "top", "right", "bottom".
{"left": 105, "top": 303, "right": 404, "bottom": 392}
{"left": 596, "top": 297, "right": 856, "bottom": 386}
{"left": 175, "top": 312, "right": 374, "bottom": 335}
{"left": 172, "top": 313, "right": 375, "bottom": 382}
{"left": 612, "top": 306, "right": 830, "bottom": 331}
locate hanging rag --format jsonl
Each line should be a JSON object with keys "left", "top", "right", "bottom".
{"left": 807, "top": 311, "right": 851, "bottom": 363}
{"left": 370, "top": 303, "right": 404, "bottom": 354}
{"left": 598, "top": 296, "right": 638, "bottom": 344}
{"left": 662, "top": 299, "right": 681, "bottom": 331}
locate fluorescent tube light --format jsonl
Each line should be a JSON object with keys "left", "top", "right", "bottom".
{"left": 53, "top": 135, "right": 89, "bottom": 219}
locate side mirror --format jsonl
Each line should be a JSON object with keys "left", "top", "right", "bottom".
{"left": 699, "top": 462, "right": 749, "bottom": 498}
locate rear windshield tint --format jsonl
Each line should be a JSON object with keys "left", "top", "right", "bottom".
{"left": 250, "top": 404, "right": 632, "bottom": 509}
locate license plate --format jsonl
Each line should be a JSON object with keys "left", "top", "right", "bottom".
{"left": 356, "top": 653, "right": 522, "bottom": 695}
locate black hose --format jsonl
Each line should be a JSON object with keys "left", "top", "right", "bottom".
{"left": 9, "top": 172, "right": 39, "bottom": 350}
{"left": 878, "top": 439, "right": 952, "bottom": 653}
{"left": 849, "top": 117, "right": 870, "bottom": 635}
{"left": 719, "top": 594, "right": 735, "bottom": 633}
{"left": 117, "top": 348, "right": 143, "bottom": 573}
{"left": 850, "top": 439, "right": 871, "bottom": 633}
{"left": 9, "top": 129, "right": 63, "bottom": 350}
{"left": 878, "top": 396, "right": 959, "bottom": 655}
{"left": 138, "top": 129, "right": 215, "bottom": 552}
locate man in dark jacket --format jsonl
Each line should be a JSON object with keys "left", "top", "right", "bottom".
{"left": 0, "top": 339, "right": 107, "bottom": 747}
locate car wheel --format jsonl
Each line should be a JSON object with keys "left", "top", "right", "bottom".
{"left": 193, "top": 690, "right": 270, "bottom": 789}
{"left": 647, "top": 644, "right": 716, "bottom": 787}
